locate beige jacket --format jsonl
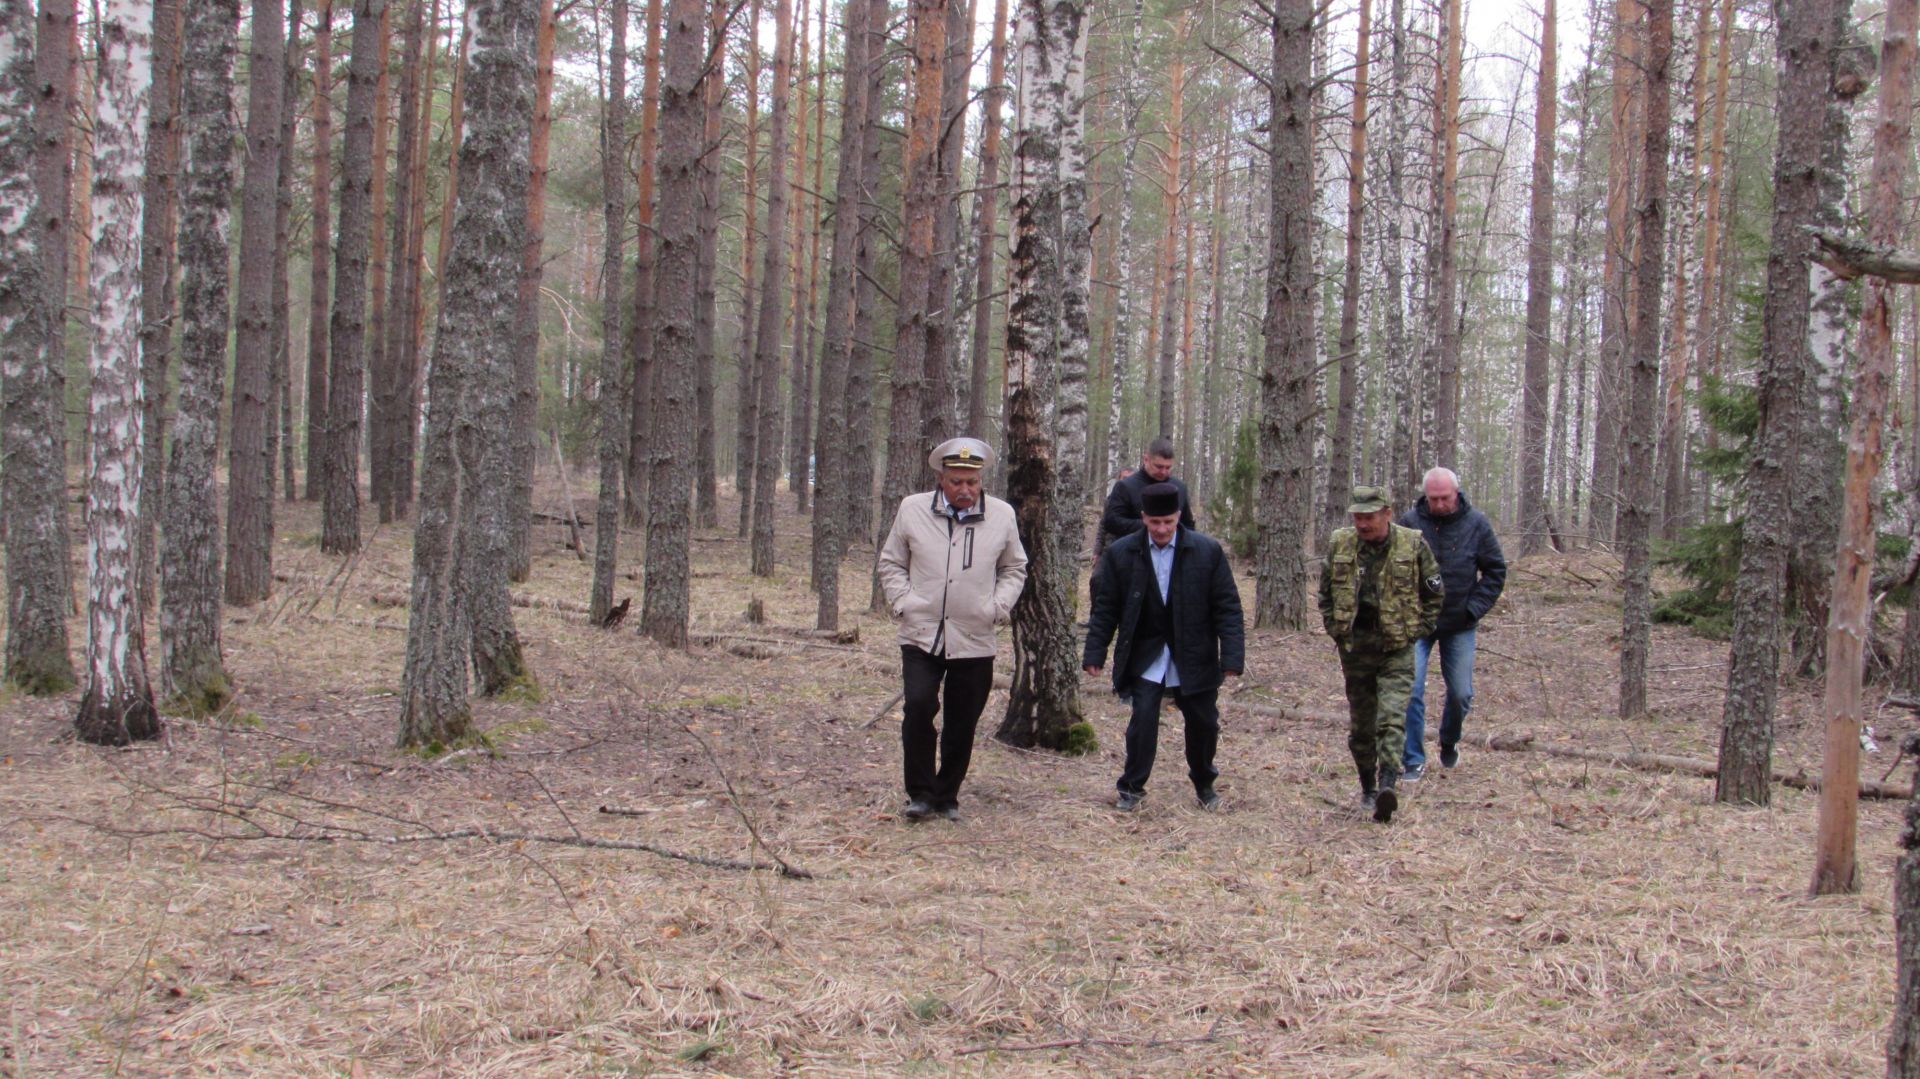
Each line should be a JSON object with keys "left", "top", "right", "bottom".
{"left": 877, "top": 491, "right": 1029, "bottom": 659}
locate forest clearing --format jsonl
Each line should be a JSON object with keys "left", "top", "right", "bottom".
{"left": 0, "top": 490, "right": 1903, "bottom": 1076}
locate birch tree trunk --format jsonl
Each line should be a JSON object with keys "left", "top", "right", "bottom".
{"left": 135, "top": 0, "right": 182, "bottom": 608}
{"left": 748, "top": 0, "right": 795, "bottom": 577}
{"left": 77, "top": 0, "right": 160, "bottom": 745}
{"left": 1814, "top": 0, "right": 1910, "bottom": 900}
{"left": 400, "top": 0, "right": 538, "bottom": 746}
{"left": 590, "top": 0, "right": 628, "bottom": 627}
{"left": 640, "top": 0, "right": 705, "bottom": 646}
{"left": 225, "top": 0, "right": 286, "bottom": 606}
{"left": 1517, "top": 0, "right": 1556, "bottom": 557}
{"left": 1254, "top": 0, "right": 1317, "bottom": 630}
{"left": 2, "top": 0, "right": 76, "bottom": 694}
{"left": 323, "top": 0, "right": 391, "bottom": 555}
{"left": 1717, "top": 0, "right": 1840, "bottom": 804}
{"left": 1381, "top": 0, "right": 1413, "bottom": 493}
{"left": 304, "top": 0, "right": 333, "bottom": 500}
{"left": 1617, "top": 0, "right": 1670, "bottom": 721}
{"left": 996, "top": 0, "right": 1089, "bottom": 751}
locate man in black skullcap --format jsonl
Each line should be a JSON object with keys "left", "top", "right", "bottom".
{"left": 1083, "top": 482, "right": 1245, "bottom": 812}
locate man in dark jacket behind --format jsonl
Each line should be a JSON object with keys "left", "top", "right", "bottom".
{"left": 1398, "top": 466, "right": 1507, "bottom": 778}
{"left": 1099, "top": 437, "right": 1196, "bottom": 550}
{"left": 1083, "top": 483, "right": 1245, "bottom": 812}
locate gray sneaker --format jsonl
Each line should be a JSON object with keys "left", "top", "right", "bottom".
{"left": 903, "top": 799, "right": 934, "bottom": 820}
{"left": 1116, "top": 790, "right": 1145, "bottom": 812}
{"left": 1402, "top": 762, "right": 1426, "bottom": 783}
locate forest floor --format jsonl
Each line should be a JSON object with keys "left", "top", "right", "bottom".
{"left": 1, "top": 482, "right": 1912, "bottom": 1077}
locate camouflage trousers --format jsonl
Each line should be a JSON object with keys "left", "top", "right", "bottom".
{"left": 1336, "top": 639, "right": 1414, "bottom": 785}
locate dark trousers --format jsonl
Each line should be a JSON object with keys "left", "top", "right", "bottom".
{"left": 901, "top": 645, "right": 995, "bottom": 808}
{"left": 1117, "top": 680, "right": 1220, "bottom": 795}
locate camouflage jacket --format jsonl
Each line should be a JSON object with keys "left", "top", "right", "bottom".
{"left": 1318, "top": 524, "right": 1443, "bottom": 651}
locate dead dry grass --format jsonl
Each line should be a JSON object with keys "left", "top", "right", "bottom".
{"left": 0, "top": 486, "right": 1910, "bottom": 1076}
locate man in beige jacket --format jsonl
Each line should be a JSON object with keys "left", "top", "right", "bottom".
{"left": 878, "top": 437, "right": 1029, "bottom": 821}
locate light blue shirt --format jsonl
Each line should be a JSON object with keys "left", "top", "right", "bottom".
{"left": 1140, "top": 531, "right": 1180, "bottom": 688}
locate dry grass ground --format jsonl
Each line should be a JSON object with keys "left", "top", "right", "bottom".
{"left": 0, "top": 485, "right": 1910, "bottom": 1076}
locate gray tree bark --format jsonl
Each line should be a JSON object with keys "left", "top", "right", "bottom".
{"left": 136, "top": 0, "right": 182, "bottom": 610}
{"left": 1, "top": 0, "right": 76, "bottom": 694}
{"left": 1517, "top": 0, "right": 1556, "bottom": 557}
{"left": 304, "top": 0, "right": 333, "bottom": 501}
{"left": 692, "top": 0, "right": 724, "bottom": 531}
{"left": 225, "top": 0, "right": 286, "bottom": 606}
{"left": 1324, "top": 0, "right": 1371, "bottom": 537}
{"left": 748, "top": 0, "right": 794, "bottom": 577}
{"left": 272, "top": 0, "right": 305, "bottom": 507}
{"left": 589, "top": 0, "right": 628, "bottom": 627}
{"left": 372, "top": 0, "right": 427, "bottom": 526}
{"left": 400, "top": 0, "right": 539, "bottom": 746}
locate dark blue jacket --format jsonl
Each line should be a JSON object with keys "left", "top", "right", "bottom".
{"left": 1083, "top": 527, "right": 1245, "bottom": 695}
{"left": 1399, "top": 492, "right": 1507, "bottom": 636}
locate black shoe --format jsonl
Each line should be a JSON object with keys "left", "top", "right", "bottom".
{"left": 1440, "top": 745, "right": 1459, "bottom": 769}
{"left": 1373, "top": 788, "right": 1398, "bottom": 823}
{"left": 1116, "top": 790, "right": 1145, "bottom": 812}
{"left": 903, "top": 799, "right": 934, "bottom": 820}
{"left": 938, "top": 804, "right": 961, "bottom": 821}
{"left": 1196, "top": 786, "right": 1221, "bottom": 811}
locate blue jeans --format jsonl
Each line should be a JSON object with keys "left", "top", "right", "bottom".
{"left": 1403, "top": 627, "right": 1475, "bottom": 770}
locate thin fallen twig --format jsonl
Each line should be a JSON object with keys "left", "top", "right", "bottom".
{"left": 680, "top": 723, "right": 807, "bottom": 880}
{"left": 955, "top": 1028, "right": 1223, "bottom": 1057}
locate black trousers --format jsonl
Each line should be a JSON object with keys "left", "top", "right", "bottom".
{"left": 1117, "top": 680, "right": 1220, "bottom": 795}
{"left": 901, "top": 645, "right": 995, "bottom": 808}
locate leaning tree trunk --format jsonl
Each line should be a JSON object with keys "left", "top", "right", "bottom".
{"left": 400, "top": 0, "right": 538, "bottom": 746}
{"left": 1, "top": 0, "right": 76, "bottom": 694}
{"left": 1618, "top": 0, "right": 1671, "bottom": 721}
{"left": 225, "top": 0, "right": 286, "bottom": 606}
{"left": 747, "top": 0, "right": 794, "bottom": 578}
{"left": 135, "top": 0, "right": 182, "bottom": 612}
{"left": 77, "top": 0, "right": 161, "bottom": 745}
{"left": 1516, "top": 0, "right": 1556, "bottom": 558}
{"left": 1254, "top": 0, "right": 1317, "bottom": 630}
{"left": 322, "top": 0, "right": 390, "bottom": 555}
{"left": 639, "top": 0, "right": 704, "bottom": 647}
{"left": 589, "top": 0, "right": 628, "bottom": 627}
{"left": 808, "top": 0, "right": 875, "bottom": 630}
{"left": 160, "top": 0, "right": 238, "bottom": 714}
{"left": 1717, "top": 0, "right": 1840, "bottom": 805}
{"left": 996, "top": 0, "right": 1090, "bottom": 752}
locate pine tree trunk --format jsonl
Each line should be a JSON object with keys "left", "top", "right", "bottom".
{"left": 394, "top": 0, "right": 438, "bottom": 518}
{"left": 1517, "top": 0, "right": 1556, "bottom": 557}
{"left": 1324, "top": 0, "right": 1370, "bottom": 536}
{"left": 845, "top": 6, "right": 887, "bottom": 548}
{"left": 322, "top": 0, "right": 390, "bottom": 555}
{"left": 1103, "top": 0, "right": 1144, "bottom": 481}
{"left": 640, "top": 0, "right": 705, "bottom": 646}
{"left": 692, "top": 0, "right": 724, "bottom": 531}
{"left": 784, "top": 4, "right": 814, "bottom": 511}
{"left": 808, "top": 0, "right": 876, "bottom": 630}
{"left": 1618, "top": 0, "right": 1670, "bottom": 721}
{"left": 1381, "top": 0, "right": 1413, "bottom": 494}
{"left": 1691, "top": 0, "right": 1733, "bottom": 510}
{"left": 508, "top": 0, "right": 555, "bottom": 579}
{"left": 996, "top": 0, "right": 1089, "bottom": 751}
{"left": 1815, "top": 0, "right": 1910, "bottom": 900}
{"left": 966, "top": 0, "right": 1009, "bottom": 444}
{"left": 1893, "top": 749, "right": 1920, "bottom": 1073}
{"left": 748, "top": 0, "right": 795, "bottom": 577}
{"left": 224, "top": 0, "right": 286, "bottom": 606}
{"left": 1718, "top": 0, "right": 1840, "bottom": 805}
{"left": 1254, "top": 0, "right": 1316, "bottom": 630}
{"left": 1154, "top": 33, "right": 1185, "bottom": 445}
{"left": 876, "top": 0, "right": 947, "bottom": 577}
{"left": 1592, "top": 0, "right": 1641, "bottom": 542}
{"left": 2, "top": 0, "right": 77, "bottom": 694}
{"left": 400, "top": 0, "right": 538, "bottom": 746}
{"left": 363, "top": 2, "right": 393, "bottom": 517}
{"left": 136, "top": 0, "right": 182, "bottom": 609}
{"left": 272, "top": 0, "right": 304, "bottom": 507}
{"left": 1427, "top": 0, "right": 1463, "bottom": 467}
{"left": 589, "top": 0, "right": 628, "bottom": 627}
{"left": 77, "top": 0, "right": 161, "bottom": 745}
{"left": 920, "top": 0, "right": 973, "bottom": 444}
{"left": 304, "top": 0, "right": 333, "bottom": 500}
{"left": 733, "top": 0, "right": 762, "bottom": 538}
{"left": 160, "top": 0, "right": 238, "bottom": 713}
{"left": 372, "top": 0, "right": 426, "bottom": 524}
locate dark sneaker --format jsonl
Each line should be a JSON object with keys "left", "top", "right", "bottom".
{"left": 1440, "top": 745, "right": 1459, "bottom": 769}
{"left": 1196, "top": 786, "right": 1222, "bottom": 811}
{"left": 1116, "top": 790, "right": 1145, "bottom": 812}
{"left": 1373, "top": 788, "right": 1398, "bottom": 823}
{"left": 1402, "top": 762, "right": 1426, "bottom": 783}
{"left": 903, "top": 799, "right": 934, "bottom": 820}
{"left": 938, "top": 804, "right": 961, "bottom": 821}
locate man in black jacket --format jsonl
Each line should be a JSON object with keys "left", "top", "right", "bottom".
{"left": 1399, "top": 467, "right": 1507, "bottom": 778}
{"left": 1083, "top": 483, "right": 1245, "bottom": 812}
{"left": 1099, "top": 437, "right": 1196, "bottom": 551}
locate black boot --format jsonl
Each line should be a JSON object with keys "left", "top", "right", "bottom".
{"left": 1373, "top": 766, "right": 1398, "bottom": 824}
{"left": 1358, "top": 771, "right": 1377, "bottom": 813}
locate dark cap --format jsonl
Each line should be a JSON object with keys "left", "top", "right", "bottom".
{"left": 1141, "top": 483, "right": 1182, "bottom": 518}
{"left": 1346, "top": 485, "right": 1391, "bottom": 513}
